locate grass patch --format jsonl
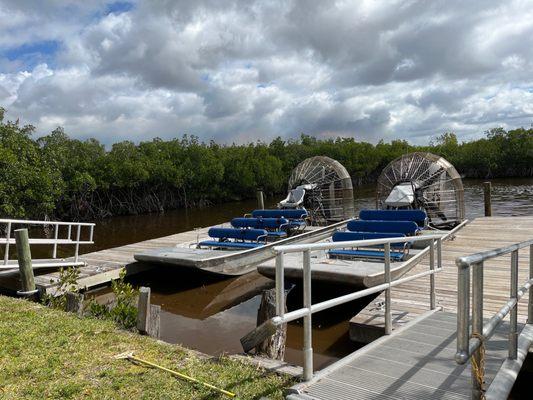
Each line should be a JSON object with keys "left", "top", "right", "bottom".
{"left": 0, "top": 295, "right": 294, "bottom": 399}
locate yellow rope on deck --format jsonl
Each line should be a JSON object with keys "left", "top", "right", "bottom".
{"left": 115, "top": 352, "right": 236, "bottom": 398}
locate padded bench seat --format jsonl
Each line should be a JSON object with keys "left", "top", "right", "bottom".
{"left": 328, "top": 249, "right": 407, "bottom": 261}
{"left": 197, "top": 227, "right": 267, "bottom": 249}
{"left": 359, "top": 209, "right": 428, "bottom": 228}
{"left": 198, "top": 240, "right": 263, "bottom": 249}
{"left": 347, "top": 220, "right": 420, "bottom": 235}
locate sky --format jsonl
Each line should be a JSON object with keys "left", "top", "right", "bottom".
{"left": 0, "top": 0, "right": 532, "bottom": 145}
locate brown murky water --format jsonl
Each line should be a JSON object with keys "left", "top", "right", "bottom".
{"left": 3, "top": 178, "right": 533, "bottom": 370}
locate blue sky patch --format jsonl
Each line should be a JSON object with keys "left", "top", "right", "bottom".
{"left": 2, "top": 40, "right": 60, "bottom": 69}
{"left": 106, "top": 1, "right": 134, "bottom": 15}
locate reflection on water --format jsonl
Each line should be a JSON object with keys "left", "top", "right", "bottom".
{"left": 5, "top": 178, "right": 533, "bottom": 369}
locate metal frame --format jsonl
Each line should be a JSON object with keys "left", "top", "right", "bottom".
{"left": 0, "top": 219, "right": 95, "bottom": 269}
{"left": 455, "top": 239, "right": 533, "bottom": 400}
{"left": 271, "top": 233, "right": 446, "bottom": 381}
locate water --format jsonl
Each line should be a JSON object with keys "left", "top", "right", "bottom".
{"left": 7, "top": 178, "right": 533, "bottom": 369}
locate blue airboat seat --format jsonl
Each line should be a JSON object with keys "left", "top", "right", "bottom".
{"left": 347, "top": 220, "right": 420, "bottom": 236}
{"left": 359, "top": 209, "right": 428, "bottom": 228}
{"left": 328, "top": 231, "right": 411, "bottom": 261}
{"left": 251, "top": 209, "right": 308, "bottom": 219}
{"left": 198, "top": 228, "right": 268, "bottom": 249}
{"left": 231, "top": 217, "right": 289, "bottom": 238}
{"left": 250, "top": 209, "right": 308, "bottom": 230}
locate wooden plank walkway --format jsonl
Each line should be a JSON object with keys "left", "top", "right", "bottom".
{"left": 34, "top": 226, "right": 212, "bottom": 295}
{"left": 350, "top": 216, "right": 533, "bottom": 339}
{"left": 290, "top": 216, "right": 533, "bottom": 399}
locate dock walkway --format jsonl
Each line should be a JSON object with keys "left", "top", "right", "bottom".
{"left": 289, "top": 311, "right": 515, "bottom": 400}
{"left": 34, "top": 226, "right": 211, "bottom": 295}
{"left": 289, "top": 216, "right": 533, "bottom": 399}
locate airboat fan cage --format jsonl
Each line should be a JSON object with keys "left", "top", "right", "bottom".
{"left": 287, "top": 156, "right": 354, "bottom": 225}
{"left": 376, "top": 152, "right": 465, "bottom": 228}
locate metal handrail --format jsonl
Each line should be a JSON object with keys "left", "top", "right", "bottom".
{"left": 1, "top": 219, "right": 96, "bottom": 267}
{"left": 455, "top": 238, "right": 533, "bottom": 400}
{"left": 273, "top": 233, "right": 447, "bottom": 381}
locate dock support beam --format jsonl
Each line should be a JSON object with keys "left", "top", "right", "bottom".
{"left": 15, "top": 228, "right": 36, "bottom": 298}
{"left": 484, "top": 181, "right": 492, "bottom": 217}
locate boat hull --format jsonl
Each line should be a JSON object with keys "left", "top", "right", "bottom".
{"left": 134, "top": 220, "right": 347, "bottom": 276}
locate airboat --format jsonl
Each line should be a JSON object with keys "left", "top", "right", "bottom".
{"left": 134, "top": 156, "right": 355, "bottom": 276}
{"left": 257, "top": 152, "right": 467, "bottom": 287}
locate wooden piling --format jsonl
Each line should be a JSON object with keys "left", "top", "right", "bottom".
{"left": 257, "top": 189, "right": 265, "bottom": 210}
{"left": 256, "top": 288, "right": 287, "bottom": 360}
{"left": 484, "top": 181, "right": 492, "bottom": 217}
{"left": 240, "top": 288, "right": 287, "bottom": 359}
{"left": 65, "top": 291, "right": 85, "bottom": 316}
{"left": 15, "top": 228, "right": 36, "bottom": 296}
{"left": 137, "top": 286, "right": 151, "bottom": 334}
{"left": 136, "top": 286, "right": 160, "bottom": 338}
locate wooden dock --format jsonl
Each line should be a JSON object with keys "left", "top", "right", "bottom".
{"left": 34, "top": 226, "right": 212, "bottom": 295}
{"left": 350, "top": 216, "right": 533, "bottom": 341}
{"left": 289, "top": 216, "right": 533, "bottom": 399}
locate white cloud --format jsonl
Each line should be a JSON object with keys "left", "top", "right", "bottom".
{"left": 0, "top": 0, "right": 532, "bottom": 145}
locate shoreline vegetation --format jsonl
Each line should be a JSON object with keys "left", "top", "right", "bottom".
{"left": 1, "top": 107, "right": 531, "bottom": 221}
{"left": 0, "top": 295, "right": 294, "bottom": 399}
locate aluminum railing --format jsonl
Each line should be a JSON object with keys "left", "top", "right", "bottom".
{"left": 0, "top": 218, "right": 95, "bottom": 269}
{"left": 455, "top": 238, "right": 533, "bottom": 400}
{"left": 271, "top": 232, "right": 449, "bottom": 381}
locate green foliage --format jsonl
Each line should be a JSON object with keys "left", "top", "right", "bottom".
{"left": 0, "top": 108, "right": 531, "bottom": 221}
{"left": 87, "top": 269, "right": 139, "bottom": 330}
{"left": 41, "top": 267, "right": 80, "bottom": 310}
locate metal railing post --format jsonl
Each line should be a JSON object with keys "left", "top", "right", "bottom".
{"left": 52, "top": 223, "right": 59, "bottom": 259}
{"left": 302, "top": 250, "right": 313, "bottom": 381}
{"left": 455, "top": 260, "right": 470, "bottom": 364}
{"left": 75, "top": 224, "right": 81, "bottom": 263}
{"left": 275, "top": 252, "right": 285, "bottom": 317}
{"left": 430, "top": 239, "right": 436, "bottom": 310}
{"left": 437, "top": 237, "right": 442, "bottom": 269}
{"left": 67, "top": 224, "right": 72, "bottom": 240}
{"left": 529, "top": 244, "right": 533, "bottom": 325}
{"left": 384, "top": 243, "right": 392, "bottom": 335}
{"left": 471, "top": 261, "right": 484, "bottom": 399}
{"left": 509, "top": 250, "right": 518, "bottom": 359}
{"left": 4, "top": 221, "right": 11, "bottom": 265}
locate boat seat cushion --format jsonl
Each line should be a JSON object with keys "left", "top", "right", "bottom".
{"left": 231, "top": 217, "right": 289, "bottom": 230}
{"left": 332, "top": 231, "right": 408, "bottom": 249}
{"left": 347, "top": 220, "right": 419, "bottom": 235}
{"left": 251, "top": 209, "right": 308, "bottom": 220}
{"left": 208, "top": 227, "right": 268, "bottom": 242}
{"left": 328, "top": 249, "right": 406, "bottom": 261}
{"left": 359, "top": 209, "right": 427, "bottom": 227}
{"left": 198, "top": 240, "right": 263, "bottom": 249}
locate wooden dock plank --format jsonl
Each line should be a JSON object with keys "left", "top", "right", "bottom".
{"left": 350, "top": 216, "right": 533, "bottom": 338}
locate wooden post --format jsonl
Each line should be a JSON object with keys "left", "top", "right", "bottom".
{"left": 484, "top": 181, "right": 492, "bottom": 217}
{"left": 256, "top": 288, "right": 287, "bottom": 360}
{"left": 148, "top": 304, "right": 161, "bottom": 338}
{"left": 241, "top": 288, "right": 288, "bottom": 359}
{"left": 137, "top": 286, "right": 151, "bottom": 334}
{"left": 15, "top": 228, "right": 36, "bottom": 297}
{"left": 65, "top": 291, "right": 84, "bottom": 316}
{"left": 257, "top": 189, "right": 265, "bottom": 210}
